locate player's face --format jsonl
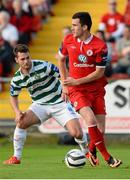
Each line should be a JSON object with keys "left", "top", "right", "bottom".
{"left": 108, "top": 2, "right": 116, "bottom": 12}
{"left": 71, "top": 18, "right": 84, "bottom": 38}
{"left": 15, "top": 52, "right": 32, "bottom": 71}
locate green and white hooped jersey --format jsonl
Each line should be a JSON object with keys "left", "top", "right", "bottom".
{"left": 10, "top": 60, "right": 63, "bottom": 105}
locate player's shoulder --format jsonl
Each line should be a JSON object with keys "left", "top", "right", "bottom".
{"left": 32, "top": 59, "right": 49, "bottom": 67}
{"left": 13, "top": 69, "right": 21, "bottom": 78}
{"left": 11, "top": 69, "right": 21, "bottom": 84}
{"left": 101, "top": 13, "right": 110, "bottom": 20}
{"left": 32, "top": 59, "right": 45, "bottom": 65}
{"left": 93, "top": 35, "right": 106, "bottom": 47}
{"left": 116, "top": 11, "right": 124, "bottom": 19}
{"left": 116, "top": 11, "right": 123, "bottom": 16}
{"left": 32, "top": 59, "right": 54, "bottom": 69}
{"left": 63, "top": 33, "right": 73, "bottom": 43}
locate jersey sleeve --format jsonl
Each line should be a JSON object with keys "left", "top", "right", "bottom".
{"left": 58, "top": 36, "right": 69, "bottom": 58}
{"left": 95, "top": 43, "right": 108, "bottom": 68}
{"left": 10, "top": 79, "right": 22, "bottom": 96}
{"left": 45, "top": 62, "right": 60, "bottom": 78}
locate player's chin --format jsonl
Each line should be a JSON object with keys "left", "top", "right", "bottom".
{"left": 73, "top": 34, "right": 79, "bottom": 38}
{"left": 72, "top": 32, "right": 76, "bottom": 37}
{"left": 73, "top": 34, "right": 76, "bottom": 37}
{"left": 24, "top": 64, "right": 30, "bottom": 69}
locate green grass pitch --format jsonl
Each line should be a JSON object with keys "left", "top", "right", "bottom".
{"left": 0, "top": 135, "right": 130, "bottom": 179}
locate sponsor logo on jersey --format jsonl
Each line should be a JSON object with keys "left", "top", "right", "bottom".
{"left": 86, "top": 49, "right": 93, "bottom": 56}
{"left": 78, "top": 54, "right": 87, "bottom": 63}
{"left": 73, "top": 63, "right": 94, "bottom": 67}
{"left": 29, "top": 82, "right": 44, "bottom": 93}
{"left": 34, "top": 73, "right": 41, "bottom": 80}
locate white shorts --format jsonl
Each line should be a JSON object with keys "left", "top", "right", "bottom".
{"left": 29, "top": 102, "right": 78, "bottom": 127}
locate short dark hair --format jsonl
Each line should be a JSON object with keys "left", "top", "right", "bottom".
{"left": 72, "top": 12, "right": 92, "bottom": 31}
{"left": 13, "top": 44, "right": 29, "bottom": 56}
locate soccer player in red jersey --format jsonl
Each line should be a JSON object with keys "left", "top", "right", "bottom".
{"left": 58, "top": 11, "right": 122, "bottom": 168}
{"left": 99, "top": 0, "right": 124, "bottom": 42}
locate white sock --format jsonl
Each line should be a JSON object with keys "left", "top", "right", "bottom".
{"left": 13, "top": 127, "right": 27, "bottom": 160}
{"left": 74, "top": 133, "right": 88, "bottom": 154}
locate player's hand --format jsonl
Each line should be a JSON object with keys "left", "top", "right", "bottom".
{"left": 62, "top": 85, "right": 69, "bottom": 102}
{"left": 15, "top": 111, "right": 26, "bottom": 124}
{"left": 63, "top": 77, "right": 80, "bottom": 86}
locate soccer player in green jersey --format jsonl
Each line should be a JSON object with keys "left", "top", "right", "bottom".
{"left": 3, "top": 44, "right": 88, "bottom": 164}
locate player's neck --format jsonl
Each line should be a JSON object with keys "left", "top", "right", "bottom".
{"left": 20, "top": 64, "right": 32, "bottom": 75}
{"left": 79, "top": 32, "right": 91, "bottom": 41}
{"left": 20, "top": 69, "right": 29, "bottom": 75}
{"left": 109, "top": 9, "right": 116, "bottom": 14}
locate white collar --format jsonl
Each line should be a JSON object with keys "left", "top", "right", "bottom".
{"left": 77, "top": 34, "right": 93, "bottom": 44}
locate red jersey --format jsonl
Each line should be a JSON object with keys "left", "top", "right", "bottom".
{"left": 59, "top": 34, "right": 108, "bottom": 91}
{"left": 10, "top": 11, "right": 33, "bottom": 33}
{"left": 100, "top": 12, "right": 124, "bottom": 33}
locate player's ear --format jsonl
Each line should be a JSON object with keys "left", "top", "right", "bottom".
{"left": 15, "top": 57, "right": 18, "bottom": 63}
{"left": 83, "top": 25, "right": 88, "bottom": 31}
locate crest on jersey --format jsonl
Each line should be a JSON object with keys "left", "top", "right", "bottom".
{"left": 86, "top": 49, "right": 93, "bottom": 56}
{"left": 34, "top": 73, "right": 41, "bottom": 80}
{"left": 78, "top": 54, "right": 87, "bottom": 63}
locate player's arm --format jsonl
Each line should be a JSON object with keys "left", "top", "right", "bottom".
{"left": 10, "top": 96, "right": 25, "bottom": 123}
{"left": 10, "top": 95, "right": 20, "bottom": 114}
{"left": 58, "top": 54, "right": 69, "bottom": 101}
{"left": 58, "top": 54, "right": 69, "bottom": 83}
{"left": 63, "top": 67, "right": 105, "bottom": 86}
{"left": 57, "top": 38, "right": 69, "bottom": 101}
{"left": 10, "top": 82, "right": 24, "bottom": 122}
{"left": 58, "top": 40, "right": 69, "bottom": 83}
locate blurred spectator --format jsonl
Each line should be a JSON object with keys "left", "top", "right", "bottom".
{"left": 113, "top": 25, "right": 130, "bottom": 76}
{"left": 95, "top": 30, "right": 112, "bottom": 61}
{"left": 95, "top": 30, "right": 113, "bottom": 77}
{"left": 10, "top": 0, "right": 33, "bottom": 45}
{"left": 0, "top": 33, "right": 13, "bottom": 77}
{"left": 0, "top": 10, "right": 19, "bottom": 47}
{"left": 0, "top": 33, "right": 13, "bottom": 91}
{"left": 28, "top": 0, "right": 55, "bottom": 20}
{"left": 23, "top": 0, "right": 43, "bottom": 33}
{"left": 22, "top": 0, "right": 34, "bottom": 17}
{"left": 124, "top": 0, "right": 130, "bottom": 26}
{"left": 99, "top": 0, "right": 124, "bottom": 42}
{"left": 62, "top": 26, "right": 72, "bottom": 70}
{"left": 55, "top": 26, "right": 72, "bottom": 70}
{"left": 0, "top": 0, "right": 13, "bottom": 14}
{"left": 62, "top": 26, "right": 72, "bottom": 38}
